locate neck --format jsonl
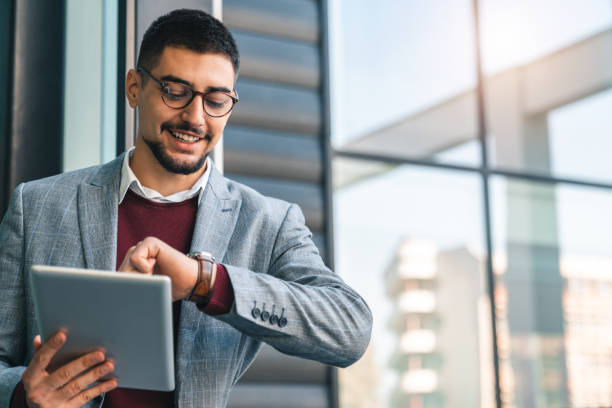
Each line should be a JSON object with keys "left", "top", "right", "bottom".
{"left": 129, "top": 141, "right": 207, "bottom": 196}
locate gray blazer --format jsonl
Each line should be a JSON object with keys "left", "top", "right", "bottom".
{"left": 0, "top": 154, "right": 372, "bottom": 408}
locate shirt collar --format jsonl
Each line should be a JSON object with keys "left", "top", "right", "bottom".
{"left": 119, "top": 147, "right": 211, "bottom": 205}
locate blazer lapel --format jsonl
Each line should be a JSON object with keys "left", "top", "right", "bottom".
{"left": 77, "top": 155, "right": 123, "bottom": 271}
{"left": 189, "top": 165, "right": 242, "bottom": 262}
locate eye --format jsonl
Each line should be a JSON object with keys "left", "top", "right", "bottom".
{"left": 205, "top": 93, "right": 231, "bottom": 108}
{"left": 163, "top": 84, "right": 190, "bottom": 100}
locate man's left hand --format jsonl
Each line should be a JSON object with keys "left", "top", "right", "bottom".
{"left": 118, "top": 236, "right": 198, "bottom": 301}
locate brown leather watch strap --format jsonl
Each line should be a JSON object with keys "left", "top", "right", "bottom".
{"left": 188, "top": 252, "right": 217, "bottom": 305}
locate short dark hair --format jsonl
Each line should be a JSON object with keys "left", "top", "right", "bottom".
{"left": 137, "top": 9, "right": 239, "bottom": 76}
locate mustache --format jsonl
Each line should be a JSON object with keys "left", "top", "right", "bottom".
{"left": 161, "top": 122, "right": 211, "bottom": 140}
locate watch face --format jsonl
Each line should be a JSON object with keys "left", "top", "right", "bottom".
{"left": 188, "top": 251, "right": 215, "bottom": 262}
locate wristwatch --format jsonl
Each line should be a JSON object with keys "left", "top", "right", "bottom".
{"left": 187, "top": 251, "right": 217, "bottom": 305}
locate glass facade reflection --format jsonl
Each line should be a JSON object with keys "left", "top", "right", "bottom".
{"left": 333, "top": 161, "right": 493, "bottom": 408}
{"left": 331, "top": 1, "right": 612, "bottom": 407}
{"left": 490, "top": 178, "right": 567, "bottom": 407}
{"left": 480, "top": 0, "right": 612, "bottom": 182}
{"left": 329, "top": 0, "right": 479, "bottom": 167}
{"left": 548, "top": 89, "right": 612, "bottom": 184}
{"left": 491, "top": 178, "right": 612, "bottom": 408}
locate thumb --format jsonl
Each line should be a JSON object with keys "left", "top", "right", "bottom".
{"left": 33, "top": 335, "right": 42, "bottom": 351}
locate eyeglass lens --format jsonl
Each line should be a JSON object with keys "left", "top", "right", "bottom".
{"left": 162, "top": 82, "right": 234, "bottom": 117}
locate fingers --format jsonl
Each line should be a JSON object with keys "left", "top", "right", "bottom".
{"left": 117, "top": 237, "right": 199, "bottom": 301}
{"left": 23, "top": 331, "right": 119, "bottom": 408}
{"left": 118, "top": 238, "right": 159, "bottom": 274}
{"left": 64, "top": 378, "right": 117, "bottom": 408}
{"left": 50, "top": 359, "right": 115, "bottom": 406}
{"left": 46, "top": 350, "right": 105, "bottom": 391}
{"left": 27, "top": 351, "right": 116, "bottom": 407}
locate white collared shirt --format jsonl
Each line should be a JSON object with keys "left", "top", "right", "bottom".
{"left": 118, "top": 147, "right": 211, "bottom": 204}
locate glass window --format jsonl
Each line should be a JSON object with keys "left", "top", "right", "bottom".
{"left": 490, "top": 177, "right": 612, "bottom": 408}
{"left": 479, "top": 0, "right": 612, "bottom": 180}
{"left": 63, "top": 0, "right": 117, "bottom": 172}
{"left": 329, "top": 1, "right": 480, "bottom": 167}
{"left": 331, "top": 1, "right": 612, "bottom": 406}
{"left": 335, "top": 158, "right": 494, "bottom": 408}
{"left": 548, "top": 89, "right": 612, "bottom": 184}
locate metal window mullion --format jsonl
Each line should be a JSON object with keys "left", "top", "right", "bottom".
{"left": 212, "top": 0, "right": 224, "bottom": 174}
{"left": 320, "top": 1, "right": 338, "bottom": 407}
{"left": 124, "top": 0, "right": 135, "bottom": 151}
{"left": 472, "top": 0, "right": 502, "bottom": 406}
{"left": 333, "top": 149, "right": 612, "bottom": 191}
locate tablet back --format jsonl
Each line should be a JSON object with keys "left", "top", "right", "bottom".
{"left": 30, "top": 265, "right": 175, "bottom": 391}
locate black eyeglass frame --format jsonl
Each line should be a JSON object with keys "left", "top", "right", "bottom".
{"left": 137, "top": 67, "right": 239, "bottom": 118}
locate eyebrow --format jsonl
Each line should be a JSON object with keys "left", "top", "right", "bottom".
{"left": 159, "top": 74, "right": 233, "bottom": 93}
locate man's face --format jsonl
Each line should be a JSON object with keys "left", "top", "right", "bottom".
{"left": 129, "top": 47, "right": 236, "bottom": 175}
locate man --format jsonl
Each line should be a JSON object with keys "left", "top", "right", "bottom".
{"left": 0, "top": 8, "right": 372, "bottom": 408}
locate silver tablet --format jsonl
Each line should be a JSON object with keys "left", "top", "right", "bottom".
{"left": 29, "top": 265, "right": 175, "bottom": 391}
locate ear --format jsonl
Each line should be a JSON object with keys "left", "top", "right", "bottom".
{"left": 125, "top": 69, "right": 141, "bottom": 108}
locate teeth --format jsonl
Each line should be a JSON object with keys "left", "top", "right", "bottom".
{"left": 170, "top": 130, "right": 199, "bottom": 143}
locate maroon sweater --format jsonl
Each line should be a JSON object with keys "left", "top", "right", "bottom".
{"left": 11, "top": 190, "right": 234, "bottom": 408}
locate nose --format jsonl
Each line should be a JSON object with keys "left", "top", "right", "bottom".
{"left": 180, "top": 94, "right": 207, "bottom": 128}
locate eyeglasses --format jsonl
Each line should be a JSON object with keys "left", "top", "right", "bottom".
{"left": 137, "top": 67, "right": 238, "bottom": 118}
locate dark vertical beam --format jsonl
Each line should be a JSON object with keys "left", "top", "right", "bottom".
{"left": 116, "top": 0, "right": 126, "bottom": 155}
{"left": 319, "top": 0, "right": 337, "bottom": 407}
{"left": 472, "top": 0, "right": 502, "bottom": 407}
{"left": 0, "top": 0, "right": 15, "bottom": 214}
{"left": 9, "top": 0, "right": 65, "bottom": 191}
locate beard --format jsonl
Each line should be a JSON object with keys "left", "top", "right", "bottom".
{"left": 143, "top": 121, "right": 211, "bottom": 175}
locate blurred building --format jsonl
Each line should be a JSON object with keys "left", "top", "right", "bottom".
{"left": 561, "top": 255, "right": 612, "bottom": 407}
{"left": 383, "top": 238, "right": 612, "bottom": 408}
{"left": 494, "top": 250, "right": 612, "bottom": 408}
{"left": 384, "top": 239, "right": 493, "bottom": 408}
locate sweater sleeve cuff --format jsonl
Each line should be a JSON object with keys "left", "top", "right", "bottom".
{"left": 10, "top": 381, "right": 27, "bottom": 408}
{"left": 198, "top": 264, "right": 234, "bottom": 315}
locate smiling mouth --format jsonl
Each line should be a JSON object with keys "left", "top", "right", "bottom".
{"left": 168, "top": 129, "right": 202, "bottom": 143}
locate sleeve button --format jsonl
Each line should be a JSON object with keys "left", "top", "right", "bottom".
{"left": 269, "top": 314, "right": 279, "bottom": 325}
{"left": 278, "top": 317, "right": 287, "bottom": 328}
{"left": 261, "top": 311, "right": 270, "bottom": 321}
{"left": 251, "top": 307, "right": 261, "bottom": 319}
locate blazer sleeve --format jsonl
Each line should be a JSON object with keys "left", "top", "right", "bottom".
{"left": 0, "top": 184, "right": 28, "bottom": 408}
{"left": 215, "top": 204, "right": 373, "bottom": 368}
